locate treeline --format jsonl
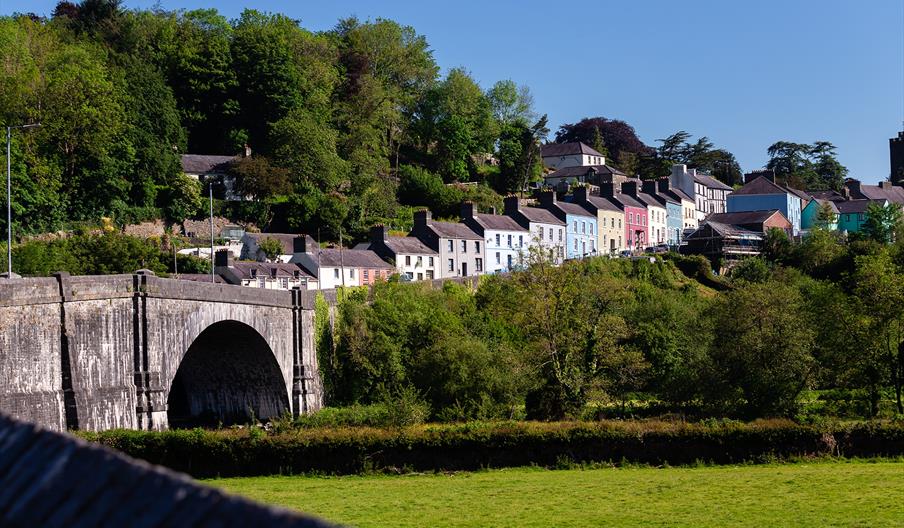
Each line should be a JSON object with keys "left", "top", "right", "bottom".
{"left": 321, "top": 237, "right": 904, "bottom": 422}
{"left": 0, "top": 2, "right": 545, "bottom": 239}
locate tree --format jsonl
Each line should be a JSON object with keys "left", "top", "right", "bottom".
{"left": 486, "top": 79, "right": 535, "bottom": 127}
{"left": 655, "top": 131, "right": 742, "bottom": 186}
{"left": 257, "top": 237, "right": 284, "bottom": 261}
{"left": 706, "top": 281, "right": 815, "bottom": 416}
{"left": 730, "top": 257, "right": 771, "bottom": 284}
{"left": 555, "top": 117, "right": 652, "bottom": 171}
{"left": 851, "top": 250, "right": 904, "bottom": 414}
{"left": 496, "top": 115, "right": 548, "bottom": 194}
{"left": 815, "top": 201, "right": 838, "bottom": 229}
{"left": 230, "top": 156, "right": 291, "bottom": 200}
{"left": 761, "top": 228, "right": 793, "bottom": 264}
{"left": 766, "top": 141, "right": 847, "bottom": 191}
{"left": 862, "top": 202, "right": 903, "bottom": 244}
{"left": 413, "top": 68, "right": 496, "bottom": 182}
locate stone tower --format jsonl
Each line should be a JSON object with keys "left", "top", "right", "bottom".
{"left": 890, "top": 130, "right": 904, "bottom": 185}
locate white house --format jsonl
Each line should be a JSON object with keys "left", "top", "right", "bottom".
{"left": 214, "top": 250, "right": 318, "bottom": 290}
{"left": 540, "top": 142, "right": 606, "bottom": 171}
{"left": 364, "top": 225, "right": 439, "bottom": 281}
{"left": 669, "top": 164, "right": 732, "bottom": 221}
{"left": 291, "top": 235, "right": 393, "bottom": 289}
{"left": 503, "top": 196, "right": 567, "bottom": 264}
{"left": 460, "top": 202, "right": 530, "bottom": 273}
{"left": 240, "top": 233, "right": 297, "bottom": 263}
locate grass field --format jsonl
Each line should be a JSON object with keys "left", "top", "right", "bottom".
{"left": 210, "top": 460, "right": 904, "bottom": 527}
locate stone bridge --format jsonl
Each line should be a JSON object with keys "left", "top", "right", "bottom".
{"left": 0, "top": 272, "right": 332, "bottom": 431}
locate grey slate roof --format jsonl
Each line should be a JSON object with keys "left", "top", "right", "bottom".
{"left": 516, "top": 206, "right": 566, "bottom": 225}
{"left": 383, "top": 237, "right": 438, "bottom": 254}
{"left": 693, "top": 172, "right": 733, "bottom": 191}
{"left": 633, "top": 192, "right": 667, "bottom": 209}
{"left": 707, "top": 210, "right": 787, "bottom": 225}
{"left": 181, "top": 154, "right": 236, "bottom": 174}
{"left": 312, "top": 248, "right": 394, "bottom": 268}
{"left": 470, "top": 213, "right": 528, "bottom": 232}
{"left": 607, "top": 193, "right": 646, "bottom": 209}
{"left": 0, "top": 413, "right": 333, "bottom": 528}
{"left": 428, "top": 220, "right": 483, "bottom": 240}
{"left": 856, "top": 183, "right": 904, "bottom": 204}
{"left": 244, "top": 233, "right": 298, "bottom": 255}
{"left": 545, "top": 164, "right": 626, "bottom": 179}
{"left": 809, "top": 190, "right": 846, "bottom": 202}
{"left": 227, "top": 261, "right": 317, "bottom": 280}
{"left": 541, "top": 142, "right": 604, "bottom": 158}
{"left": 695, "top": 221, "right": 763, "bottom": 238}
{"left": 578, "top": 194, "right": 622, "bottom": 213}
{"left": 836, "top": 199, "right": 879, "bottom": 214}
{"left": 812, "top": 198, "right": 840, "bottom": 214}
{"left": 552, "top": 201, "right": 595, "bottom": 218}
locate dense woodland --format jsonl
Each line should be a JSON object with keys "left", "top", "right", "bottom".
{"left": 317, "top": 229, "right": 904, "bottom": 423}
{"left": 0, "top": 1, "right": 848, "bottom": 244}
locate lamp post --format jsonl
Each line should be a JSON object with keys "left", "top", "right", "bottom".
{"left": 5, "top": 123, "right": 40, "bottom": 277}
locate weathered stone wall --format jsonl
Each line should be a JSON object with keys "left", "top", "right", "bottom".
{"left": 0, "top": 278, "right": 66, "bottom": 430}
{"left": 0, "top": 274, "right": 324, "bottom": 432}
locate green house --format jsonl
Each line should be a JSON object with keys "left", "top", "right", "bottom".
{"left": 801, "top": 199, "right": 839, "bottom": 231}
{"left": 836, "top": 199, "right": 886, "bottom": 233}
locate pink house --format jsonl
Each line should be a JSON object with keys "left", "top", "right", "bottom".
{"left": 600, "top": 182, "right": 648, "bottom": 250}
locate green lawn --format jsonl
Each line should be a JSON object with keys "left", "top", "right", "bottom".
{"left": 209, "top": 461, "right": 904, "bottom": 527}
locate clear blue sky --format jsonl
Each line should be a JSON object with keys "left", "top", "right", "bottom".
{"left": 2, "top": 0, "right": 902, "bottom": 182}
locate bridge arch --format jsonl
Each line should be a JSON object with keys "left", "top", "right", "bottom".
{"left": 166, "top": 320, "right": 290, "bottom": 428}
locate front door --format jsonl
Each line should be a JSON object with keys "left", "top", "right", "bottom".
{"left": 461, "top": 262, "right": 468, "bottom": 276}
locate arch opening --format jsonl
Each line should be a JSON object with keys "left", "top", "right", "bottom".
{"left": 167, "top": 320, "right": 289, "bottom": 428}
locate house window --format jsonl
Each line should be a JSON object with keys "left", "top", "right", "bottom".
{"left": 518, "top": 235, "right": 523, "bottom": 247}
{"left": 507, "top": 254, "right": 513, "bottom": 268}
{"left": 349, "top": 269, "right": 355, "bottom": 279}
{"left": 334, "top": 269, "right": 339, "bottom": 279}
{"left": 539, "top": 226, "right": 544, "bottom": 239}
{"left": 475, "top": 241, "right": 481, "bottom": 253}
{"left": 280, "top": 278, "right": 288, "bottom": 289}
{"left": 417, "top": 273, "right": 423, "bottom": 280}
{"left": 574, "top": 239, "right": 578, "bottom": 251}
{"left": 429, "top": 257, "right": 434, "bottom": 267}
{"left": 448, "top": 259, "right": 454, "bottom": 271}
{"left": 416, "top": 256, "right": 422, "bottom": 266}
{"left": 496, "top": 234, "right": 501, "bottom": 246}
{"left": 551, "top": 229, "right": 555, "bottom": 241}
{"left": 461, "top": 240, "right": 467, "bottom": 252}
{"left": 557, "top": 229, "right": 562, "bottom": 241}
{"left": 364, "top": 270, "right": 369, "bottom": 280}
{"left": 258, "top": 277, "right": 266, "bottom": 288}
{"left": 507, "top": 234, "right": 512, "bottom": 247}
{"left": 581, "top": 221, "right": 586, "bottom": 234}
{"left": 496, "top": 252, "right": 501, "bottom": 264}
{"left": 572, "top": 220, "right": 577, "bottom": 232}
{"left": 405, "top": 255, "right": 411, "bottom": 266}
{"left": 629, "top": 213, "right": 633, "bottom": 223}
{"left": 476, "top": 258, "right": 483, "bottom": 271}
{"left": 426, "top": 270, "right": 434, "bottom": 279}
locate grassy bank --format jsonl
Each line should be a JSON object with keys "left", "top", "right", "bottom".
{"left": 210, "top": 460, "right": 904, "bottom": 527}
{"left": 81, "top": 419, "right": 904, "bottom": 478}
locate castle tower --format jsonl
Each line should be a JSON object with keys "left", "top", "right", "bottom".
{"left": 890, "top": 130, "right": 904, "bottom": 185}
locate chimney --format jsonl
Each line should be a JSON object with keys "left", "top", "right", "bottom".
{"left": 488, "top": 206, "right": 496, "bottom": 215}
{"left": 621, "top": 180, "right": 639, "bottom": 197}
{"left": 599, "top": 182, "right": 616, "bottom": 197}
{"left": 370, "top": 224, "right": 389, "bottom": 244}
{"left": 293, "top": 235, "right": 316, "bottom": 254}
{"left": 846, "top": 179, "right": 861, "bottom": 197}
{"left": 538, "top": 190, "right": 557, "bottom": 207}
{"left": 504, "top": 195, "right": 520, "bottom": 216}
{"left": 460, "top": 201, "right": 476, "bottom": 220}
{"left": 657, "top": 178, "right": 672, "bottom": 193}
{"left": 671, "top": 164, "right": 687, "bottom": 178}
{"left": 881, "top": 181, "right": 893, "bottom": 190}
{"left": 242, "top": 144, "right": 252, "bottom": 158}
{"left": 214, "top": 249, "right": 232, "bottom": 268}
{"left": 270, "top": 267, "right": 278, "bottom": 278}
{"left": 641, "top": 180, "right": 658, "bottom": 196}
{"left": 573, "top": 186, "right": 589, "bottom": 204}
{"left": 414, "top": 209, "right": 432, "bottom": 229}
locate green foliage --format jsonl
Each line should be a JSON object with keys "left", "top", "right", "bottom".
{"left": 80, "top": 420, "right": 904, "bottom": 478}
{"left": 862, "top": 202, "right": 903, "bottom": 244}
{"left": 730, "top": 257, "right": 771, "bottom": 284}
{"left": 256, "top": 237, "right": 284, "bottom": 261}
{"left": 766, "top": 141, "right": 848, "bottom": 191}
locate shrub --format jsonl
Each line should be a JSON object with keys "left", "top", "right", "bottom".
{"left": 81, "top": 420, "right": 904, "bottom": 478}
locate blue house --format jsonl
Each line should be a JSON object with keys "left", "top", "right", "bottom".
{"left": 538, "top": 191, "right": 598, "bottom": 259}
{"left": 726, "top": 176, "right": 806, "bottom": 235}
{"left": 642, "top": 180, "right": 683, "bottom": 245}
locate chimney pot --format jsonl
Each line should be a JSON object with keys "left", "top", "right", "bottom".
{"left": 214, "top": 249, "right": 232, "bottom": 268}
{"left": 504, "top": 195, "right": 520, "bottom": 216}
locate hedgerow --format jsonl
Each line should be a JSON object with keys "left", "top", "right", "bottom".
{"left": 79, "top": 420, "right": 904, "bottom": 478}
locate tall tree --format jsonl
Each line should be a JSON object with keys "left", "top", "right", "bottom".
{"left": 487, "top": 79, "right": 535, "bottom": 127}
{"left": 497, "top": 115, "right": 548, "bottom": 194}
{"left": 554, "top": 117, "right": 653, "bottom": 170}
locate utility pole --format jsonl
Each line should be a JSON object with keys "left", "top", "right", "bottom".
{"left": 5, "top": 123, "right": 39, "bottom": 277}
{"left": 339, "top": 228, "right": 346, "bottom": 288}
{"left": 209, "top": 182, "right": 214, "bottom": 283}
